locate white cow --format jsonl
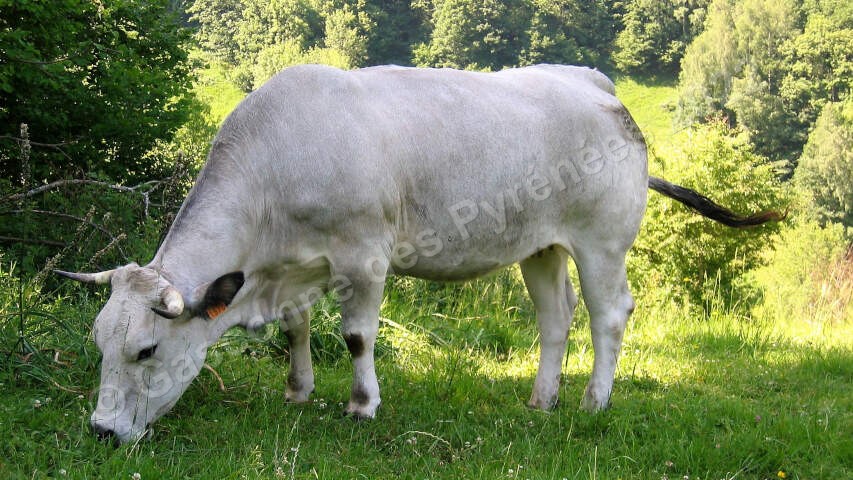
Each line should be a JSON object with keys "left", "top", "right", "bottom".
{"left": 57, "top": 64, "right": 781, "bottom": 443}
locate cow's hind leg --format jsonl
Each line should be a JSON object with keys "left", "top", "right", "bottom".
{"left": 520, "top": 246, "right": 577, "bottom": 410}
{"left": 282, "top": 310, "right": 314, "bottom": 403}
{"left": 574, "top": 248, "right": 635, "bottom": 411}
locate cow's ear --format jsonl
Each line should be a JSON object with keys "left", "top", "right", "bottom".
{"left": 197, "top": 272, "right": 244, "bottom": 320}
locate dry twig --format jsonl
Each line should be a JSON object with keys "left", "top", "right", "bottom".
{"left": 203, "top": 363, "right": 227, "bottom": 392}
{"left": 3, "top": 178, "right": 162, "bottom": 203}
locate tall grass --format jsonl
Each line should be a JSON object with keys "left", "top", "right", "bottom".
{"left": 752, "top": 219, "right": 853, "bottom": 338}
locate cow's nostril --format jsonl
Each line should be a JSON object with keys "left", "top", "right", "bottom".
{"left": 91, "top": 422, "right": 115, "bottom": 442}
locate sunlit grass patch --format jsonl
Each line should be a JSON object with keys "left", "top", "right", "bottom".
{"left": 2, "top": 270, "right": 851, "bottom": 478}
{"left": 190, "top": 51, "right": 246, "bottom": 125}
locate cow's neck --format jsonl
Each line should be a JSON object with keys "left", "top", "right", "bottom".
{"left": 146, "top": 158, "right": 333, "bottom": 334}
{"left": 151, "top": 241, "right": 248, "bottom": 299}
{"left": 147, "top": 184, "right": 252, "bottom": 298}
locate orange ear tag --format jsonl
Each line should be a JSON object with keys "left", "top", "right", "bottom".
{"left": 206, "top": 303, "right": 227, "bottom": 319}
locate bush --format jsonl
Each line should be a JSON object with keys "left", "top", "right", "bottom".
{"left": 0, "top": 133, "right": 197, "bottom": 278}
{"left": 629, "top": 121, "right": 788, "bottom": 308}
{"left": 0, "top": 0, "right": 195, "bottom": 183}
{"left": 0, "top": 53, "right": 223, "bottom": 278}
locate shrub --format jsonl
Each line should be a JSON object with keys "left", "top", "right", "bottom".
{"left": 0, "top": 0, "right": 195, "bottom": 183}
{"left": 629, "top": 121, "right": 788, "bottom": 308}
{"left": 0, "top": 135, "right": 196, "bottom": 278}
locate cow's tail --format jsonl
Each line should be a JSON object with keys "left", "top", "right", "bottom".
{"left": 648, "top": 176, "right": 786, "bottom": 228}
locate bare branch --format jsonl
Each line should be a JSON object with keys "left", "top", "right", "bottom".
{"left": 3, "top": 178, "right": 163, "bottom": 203}
{"left": 5, "top": 54, "right": 76, "bottom": 66}
{"left": 0, "top": 135, "right": 74, "bottom": 148}
{"left": 85, "top": 232, "right": 128, "bottom": 271}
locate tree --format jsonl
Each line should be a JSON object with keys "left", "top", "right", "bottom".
{"left": 414, "top": 0, "right": 613, "bottom": 70}
{"left": 188, "top": 0, "right": 245, "bottom": 65}
{"left": 321, "top": 0, "right": 375, "bottom": 68}
{"left": 413, "top": 0, "right": 532, "bottom": 70}
{"left": 801, "top": 0, "right": 853, "bottom": 29}
{"left": 613, "top": 0, "right": 709, "bottom": 76}
{"left": 191, "top": 0, "right": 378, "bottom": 90}
{"left": 723, "top": 0, "right": 803, "bottom": 161}
{"left": 780, "top": 14, "right": 853, "bottom": 151}
{"left": 520, "top": 0, "right": 614, "bottom": 67}
{"left": 795, "top": 100, "right": 853, "bottom": 231}
{"left": 0, "top": 0, "right": 195, "bottom": 182}
{"left": 676, "top": 0, "right": 802, "bottom": 162}
{"left": 236, "top": 0, "right": 323, "bottom": 60}
{"left": 364, "top": 0, "right": 431, "bottom": 65}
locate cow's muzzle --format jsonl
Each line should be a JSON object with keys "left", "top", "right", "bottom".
{"left": 91, "top": 421, "right": 119, "bottom": 446}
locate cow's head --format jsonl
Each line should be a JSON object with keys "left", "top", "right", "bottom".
{"left": 56, "top": 264, "right": 244, "bottom": 444}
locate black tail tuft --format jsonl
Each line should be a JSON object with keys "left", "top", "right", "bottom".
{"left": 648, "top": 176, "right": 786, "bottom": 228}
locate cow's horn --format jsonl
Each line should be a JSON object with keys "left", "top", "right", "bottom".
{"left": 152, "top": 286, "right": 185, "bottom": 319}
{"left": 54, "top": 269, "right": 115, "bottom": 285}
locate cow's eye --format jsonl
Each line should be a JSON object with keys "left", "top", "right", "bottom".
{"left": 137, "top": 345, "right": 157, "bottom": 361}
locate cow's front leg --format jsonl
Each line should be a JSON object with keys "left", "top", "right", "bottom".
{"left": 282, "top": 310, "right": 314, "bottom": 403}
{"left": 337, "top": 257, "right": 387, "bottom": 418}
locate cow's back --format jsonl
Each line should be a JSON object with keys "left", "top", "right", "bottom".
{"left": 208, "top": 65, "right": 648, "bottom": 279}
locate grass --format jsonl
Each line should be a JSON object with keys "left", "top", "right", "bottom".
{"left": 614, "top": 76, "right": 679, "bottom": 141}
{"left": 2, "top": 77, "right": 851, "bottom": 479}
{"left": 614, "top": 75, "right": 690, "bottom": 169}
{"left": 191, "top": 54, "right": 246, "bottom": 126}
{"left": 2, "top": 268, "right": 851, "bottom": 479}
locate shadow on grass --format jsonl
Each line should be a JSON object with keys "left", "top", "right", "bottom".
{"left": 2, "top": 325, "right": 850, "bottom": 479}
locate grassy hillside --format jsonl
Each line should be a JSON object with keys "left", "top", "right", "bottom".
{"left": 615, "top": 76, "right": 680, "bottom": 144}
{"left": 193, "top": 59, "right": 246, "bottom": 126}
{"left": 614, "top": 75, "right": 692, "bottom": 174}
{"left": 2, "top": 76, "right": 850, "bottom": 479}
{"left": 3, "top": 269, "right": 850, "bottom": 478}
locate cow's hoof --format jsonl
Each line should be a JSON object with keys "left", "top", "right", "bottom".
{"left": 284, "top": 387, "right": 314, "bottom": 404}
{"left": 527, "top": 394, "right": 559, "bottom": 411}
{"left": 344, "top": 401, "right": 380, "bottom": 419}
{"left": 580, "top": 387, "right": 610, "bottom": 412}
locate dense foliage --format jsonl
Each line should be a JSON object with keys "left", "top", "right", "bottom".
{"left": 0, "top": 0, "right": 195, "bottom": 182}
{"left": 676, "top": 0, "right": 853, "bottom": 167}
{"left": 413, "top": 0, "right": 614, "bottom": 70}
{"left": 631, "top": 122, "right": 786, "bottom": 305}
{"left": 188, "top": 0, "right": 618, "bottom": 88}
{"left": 794, "top": 100, "right": 853, "bottom": 231}
{"left": 189, "top": 0, "right": 380, "bottom": 90}
{"left": 612, "top": 0, "right": 709, "bottom": 75}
